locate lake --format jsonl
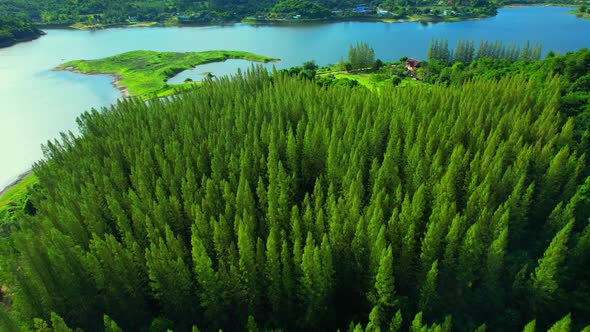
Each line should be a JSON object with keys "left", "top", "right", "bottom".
{"left": 1, "top": 6, "right": 589, "bottom": 189}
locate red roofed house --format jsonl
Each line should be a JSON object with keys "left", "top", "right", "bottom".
{"left": 405, "top": 58, "right": 421, "bottom": 71}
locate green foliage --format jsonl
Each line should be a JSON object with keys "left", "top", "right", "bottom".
{"left": 427, "top": 38, "right": 450, "bottom": 63}
{"left": 428, "top": 38, "right": 541, "bottom": 65}
{"left": 388, "top": 310, "right": 402, "bottom": 332}
{"left": 373, "top": 247, "right": 396, "bottom": 309}
{"left": 246, "top": 315, "right": 258, "bottom": 332}
{"left": 150, "top": 318, "right": 174, "bottom": 332}
{"left": 522, "top": 319, "right": 536, "bottom": 332}
{"left": 1, "top": 59, "right": 590, "bottom": 332}
{"left": 547, "top": 313, "right": 571, "bottom": 332}
{"left": 50, "top": 313, "right": 74, "bottom": 332}
{"left": 373, "top": 59, "right": 384, "bottom": 71}
{"left": 0, "top": 16, "right": 42, "bottom": 47}
{"left": 271, "top": 0, "right": 331, "bottom": 18}
{"left": 348, "top": 42, "right": 376, "bottom": 70}
{"left": 0, "top": 304, "right": 24, "bottom": 332}
{"left": 103, "top": 315, "right": 123, "bottom": 332}
{"left": 531, "top": 220, "right": 573, "bottom": 308}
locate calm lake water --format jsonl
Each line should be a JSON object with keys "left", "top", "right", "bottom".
{"left": 167, "top": 59, "right": 276, "bottom": 84}
{"left": 1, "top": 6, "right": 590, "bottom": 189}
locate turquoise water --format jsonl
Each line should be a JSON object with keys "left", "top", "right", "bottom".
{"left": 1, "top": 6, "right": 589, "bottom": 188}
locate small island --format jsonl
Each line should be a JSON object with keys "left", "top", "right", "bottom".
{"left": 55, "top": 50, "right": 280, "bottom": 98}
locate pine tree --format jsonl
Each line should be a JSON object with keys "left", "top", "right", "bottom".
{"left": 419, "top": 260, "right": 439, "bottom": 313}
{"left": 247, "top": 315, "right": 259, "bottom": 332}
{"left": 531, "top": 220, "right": 574, "bottom": 307}
{"left": 191, "top": 225, "right": 220, "bottom": 323}
{"left": 410, "top": 312, "right": 424, "bottom": 332}
{"left": 374, "top": 246, "right": 396, "bottom": 307}
{"left": 237, "top": 216, "right": 257, "bottom": 310}
{"left": 266, "top": 227, "right": 282, "bottom": 317}
{"left": 522, "top": 319, "right": 535, "bottom": 332}
{"left": 388, "top": 310, "right": 403, "bottom": 332}
{"left": 145, "top": 227, "right": 194, "bottom": 325}
{"left": 547, "top": 313, "right": 571, "bottom": 332}
{"left": 366, "top": 305, "right": 383, "bottom": 332}
{"left": 104, "top": 315, "right": 123, "bottom": 332}
{"left": 50, "top": 312, "right": 74, "bottom": 332}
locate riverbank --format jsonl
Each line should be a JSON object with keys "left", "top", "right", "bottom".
{"left": 55, "top": 50, "right": 280, "bottom": 98}
{"left": 42, "top": 13, "right": 495, "bottom": 32}
{"left": 53, "top": 67, "right": 130, "bottom": 97}
{"left": 243, "top": 10, "right": 496, "bottom": 25}
{"left": 68, "top": 21, "right": 161, "bottom": 30}
{"left": 0, "top": 32, "right": 45, "bottom": 49}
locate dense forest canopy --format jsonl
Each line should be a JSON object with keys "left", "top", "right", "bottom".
{"left": 0, "top": 16, "right": 42, "bottom": 47}
{"left": 1, "top": 45, "right": 590, "bottom": 331}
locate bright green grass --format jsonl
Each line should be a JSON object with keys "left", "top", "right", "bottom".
{"left": 0, "top": 173, "right": 38, "bottom": 217}
{"left": 58, "top": 50, "right": 280, "bottom": 97}
{"left": 333, "top": 72, "right": 425, "bottom": 91}
{"left": 398, "top": 79, "right": 428, "bottom": 88}
{"left": 334, "top": 73, "right": 376, "bottom": 90}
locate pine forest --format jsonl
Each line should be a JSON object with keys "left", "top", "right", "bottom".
{"left": 1, "top": 54, "right": 590, "bottom": 332}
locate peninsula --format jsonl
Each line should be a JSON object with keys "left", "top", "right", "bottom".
{"left": 55, "top": 50, "right": 280, "bottom": 97}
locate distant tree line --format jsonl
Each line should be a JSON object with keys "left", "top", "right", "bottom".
{"left": 0, "top": 0, "right": 500, "bottom": 25}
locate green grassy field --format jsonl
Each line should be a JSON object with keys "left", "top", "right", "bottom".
{"left": 0, "top": 173, "right": 38, "bottom": 219}
{"left": 333, "top": 72, "right": 426, "bottom": 91}
{"left": 57, "top": 50, "right": 280, "bottom": 97}
{"left": 334, "top": 73, "right": 376, "bottom": 89}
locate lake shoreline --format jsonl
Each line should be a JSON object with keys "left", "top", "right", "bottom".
{"left": 500, "top": 3, "right": 577, "bottom": 8}
{"left": 1, "top": 4, "right": 571, "bottom": 47}
{"left": 53, "top": 66, "right": 130, "bottom": 97}
{"left": 0, "top": 31, "right": 46, "bottom": 49}
{"left": 241, "top": 9, "right": 501, "bottom": 25}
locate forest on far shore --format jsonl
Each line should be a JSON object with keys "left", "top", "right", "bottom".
{"left": 0, "top": 16, "right": 42, "bottom": 47}
{"left": 0, "top": 0, "right": 503, "bottom": 25}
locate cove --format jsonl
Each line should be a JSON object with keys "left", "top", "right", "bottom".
{"left": 0, "top": 6, "right": 589, "bottom": 189}
{"left": 167, "top": 59, "right": 276, "bottom": 84}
